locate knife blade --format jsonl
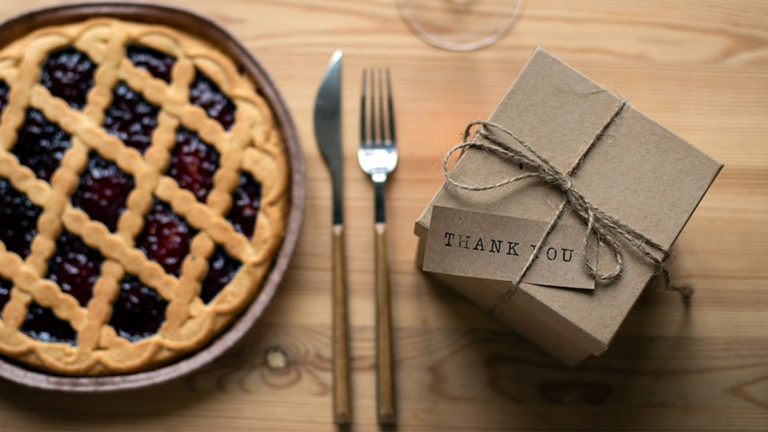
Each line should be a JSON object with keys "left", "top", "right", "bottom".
{"left": 313, "top": 50, "right": 350, "bottom": 425}
{"left": 315, "top": 50, "right": 343, "bottom": 225}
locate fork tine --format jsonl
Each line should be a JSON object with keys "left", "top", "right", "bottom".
{"left": 386, "top": 68, "right": 395, "bottom": 145}
{"left": 365, "top": 69, "right": 374, "bottom": 145}
{"left": 377, "top": 70, "right": 386, "bottom": 143}
{"left": 368, "top": 69, "right": 379, "bottom": 145}
{"left": 361, "top": 69, "right": 368, "bottom": 145}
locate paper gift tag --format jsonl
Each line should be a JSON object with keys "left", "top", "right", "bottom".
{"left": 423, "top": 205, "right": 595, "bottom": 290}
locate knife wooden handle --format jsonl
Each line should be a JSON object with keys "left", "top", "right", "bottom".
{"left": 332, "top": 224, "right": 351, "bottom": 425}
{"left": 375, "top": 222, "right": 396, "bottom": 426}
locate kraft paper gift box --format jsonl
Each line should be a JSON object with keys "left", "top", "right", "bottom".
{"left": 414, "top": 48, "right": 722, "bottom": 366}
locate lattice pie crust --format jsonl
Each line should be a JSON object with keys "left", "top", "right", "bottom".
{"left": 0, "top": 18, "right": 288, "bottom": 375}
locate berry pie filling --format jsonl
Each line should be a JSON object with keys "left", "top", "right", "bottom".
{"left": 40, "top": 47, "right": 96, "bottom": 110}
{"left": 3, "top": 129, "right": 263, "bottom": 345}
{"left": 103, "top": 82, "right": 160, "bottom": 154}
{"left": 228, "top": 172, "right": 262, "bottom": 238}
{"left": 0, "top": 53, "right": 263, "bottom": 345}
{"left": 189, "top": 70, "right": 236, "bottom": 130}
{"left": 0, "top": 19, "right": 288, "bottom": 377}
{"left": 46, "top": 230, "right": 104, "bottom": 308}
{"left": 0, "top": 80, "right": 8, "bottom": 113}
{"left": 201, "top": 247, "right": 240, "bottom": 304}
{"left": 137, "top": 199, "right": 197, "bottom": 277}
{"left": 126, "top": 45, "right": 175, "bottom": 83}
{"left": 12, "top": 109, "right": 72, "bottom": 182}
{"left": 109, "top": 275, "right": 168, "bottom": 342}
{"left": 0, "top": 178, "right": 42, "bottom": 258}
{"left": 21, "top": 302, "right": 77, "bottom": 345}
{"left": 71, "top": 153, "right": 135, "bottom": 232}
{"left": 0, "top": 277, "right": 11, "bottom": 312}
{"left": 167, "top": 128, "right": 220, "bottom": 203}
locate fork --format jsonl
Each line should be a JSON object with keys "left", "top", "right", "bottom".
{"left": 358, "top": 68, "right": 397, "bottom": 426}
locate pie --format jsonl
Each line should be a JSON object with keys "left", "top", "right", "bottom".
{"left": 0, "top": 18, "right": 289, "bottom": 375}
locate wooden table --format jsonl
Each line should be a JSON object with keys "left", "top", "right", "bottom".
{"left": 0, "top": 0, "right": 766, "bottom": 430}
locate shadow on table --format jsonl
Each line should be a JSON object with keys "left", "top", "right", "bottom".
{"left": 414, "top": 271, "right": 695, "bottom": 430}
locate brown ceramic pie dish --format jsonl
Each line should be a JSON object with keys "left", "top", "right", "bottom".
{"left": 0, "top": 2, "right": 304, "bottom": 391}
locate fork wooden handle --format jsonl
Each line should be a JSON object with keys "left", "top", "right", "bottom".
{"left": 332, "top": 224, "right": 351, "bottom": 425}
{"left": 375, "top": 222, "right": 396, "bottom": 426}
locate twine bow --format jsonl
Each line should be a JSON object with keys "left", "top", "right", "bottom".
{"left": 442, "top": 101, "right": 685, "bottom": 310}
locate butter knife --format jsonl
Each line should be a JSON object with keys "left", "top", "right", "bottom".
{"left": 313, "top": 50, "right": 350, "bottom": 425}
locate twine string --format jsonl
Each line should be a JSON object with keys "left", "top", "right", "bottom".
{"left": 441, "top": 100, "right": 684, "bottom": 312}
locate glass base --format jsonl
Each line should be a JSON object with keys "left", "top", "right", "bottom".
{"left": 397, "top": 0, "right": 524, "bottom": 51}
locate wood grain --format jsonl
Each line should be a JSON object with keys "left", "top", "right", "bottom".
{"left": 0, "top": 0, "right": 766, "bottom": 431}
